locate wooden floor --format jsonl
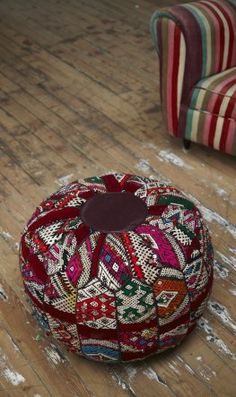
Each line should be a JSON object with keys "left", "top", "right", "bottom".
{"left": 0, "top": 0, "right": 235, "bottom": 396}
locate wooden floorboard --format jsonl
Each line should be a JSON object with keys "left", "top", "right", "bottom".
{"left": 0, "top": 0, "right": 235, "bottom": 396}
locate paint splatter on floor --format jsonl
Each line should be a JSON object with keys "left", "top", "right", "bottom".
{"left": 177, "top": 357, "right": 195, "bottom": 375}
{"left": 142, "top": 142, "right": 159, "bottom": 151}
{"left": 124, "top": 365, "right": 137, "bottom": 383}
{"left": 229, "top": 288, "right": 236, "bottom": 296}
{"left": 0, "top": 229, "right": 13, "bottom": 241}
{"left": 143, "top": 368, "right": 167, "bottom": 387}
{"left": 1, "top": 367, "right": 25, "bottom": 386}
{"left": 7, "top": 334, "right": 20, "bottom": 352}
{"left": 168, "top": 361, "right": 181, "bottom": 375}
{"left": 136, "top": 159, "right": 150, "bottom": 173}
{"left": 15, "top": 242, "right": 20, "bottom": 251}
{"left": 112, "top": 373, "right": 128, "bottom": 391}
{"left": 121, "top": 365, "right": 137, "bottom": 394}
{"left": 56, "top": 173, "right": 74, "bottom": 186}
{"left": 187, "top": 194, "right": 236, "bottom": 239}
{"left": 157, "top": 150, "right": 193, "bottom": 170}
{"left": 216, "top": 251, "right": 236, "bottom": 272}
{"left": 198, "top": 317, "right": 236, "bottom": 360}
{"left": 44, "top": 344, "right": 65, "bottom": 366}
{"left": 211, "top": 184, "right": 228, "bottom": 199}
{"left": 208, "top": 300, "right": 236, "bottom": 333}
{"left": 198, "top": 364, "right": 216, "bottom": 382}
{"left": 213, "top": 260, "right": 229, "bottom": 279}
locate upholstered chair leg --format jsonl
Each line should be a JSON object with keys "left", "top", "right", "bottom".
{"left": 183, "top": 138, "right": 191, "bottom": 150}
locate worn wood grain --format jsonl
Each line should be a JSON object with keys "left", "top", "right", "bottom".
{"left": 0, "top": 0, "right": 235, "bottom": 396}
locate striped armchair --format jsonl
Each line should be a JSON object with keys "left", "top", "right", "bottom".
{"left": 151, "top": 0, "right": 236, "bottom": 156}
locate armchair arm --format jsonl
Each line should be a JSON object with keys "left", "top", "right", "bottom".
{"left": 151, "top": 12, "right": 186, "bottom": 136}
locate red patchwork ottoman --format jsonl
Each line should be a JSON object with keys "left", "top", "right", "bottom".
{"left": 19, "top": 173, "right": 214, "bottom": 362}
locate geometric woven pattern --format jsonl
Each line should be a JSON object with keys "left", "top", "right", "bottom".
{"left": 19, "top": 173, "right": 214, "bottom": 362}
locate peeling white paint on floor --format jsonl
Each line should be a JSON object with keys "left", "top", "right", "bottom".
{"left": 1, "top": 367, "right": 25, "bottom": 386}
{"left": 198, "top": 317, "right": 236, "bottom": 360}
{"left": 112, "top": 374, "right": 127, "bottom": 390}
{"left": 187, "top": 193, "right": 236, "bottom": 239}
{"left": 213, "top": 260, "right": 229, "bottom": 279}
{"left": 229, "top": 287, "right": 236, "bottom": 296}
{"left": 142, "top": 142, "right": 159, "bottom": 150}
{"left": 195, "top": 356, "right": 217, "bottom": 382}
{"left": 198, "top": 364, "right": 216, "bottom": 382}
{"left": 0, "top": 229, "right": 13, "bottom": 241}
{"left": 208, "top": 300, "right": 236, "bottom": 333}
{"left": 56, "top": 173, "right": 74, "bottom": 186}
{"left": 210, "top": 181, "right": 232, "bottom": 201}
{"left": 177, "top": 356, "right": 195, "bottom": 375}
{"left": 184, "top": 363, "right": 195, "bottom": 375}
{"left": 157, "top": 150, "right": 193, "bottom": 170}
{"left": 200, "top": 181, "right": 231, "bottom": 201}
{"left": 124, "top": 365, "right": 137, "bottom": 383}
{"left": 0, "top": 353, "right": 7, "bottom": 365}
{"left": 143, "top": 367, "right": 167, "bottom": 387}
{"left": 100, "top": 169, "right": 117, "bottom": 175}
{"left": 149, "top": 174, "right": 172, "bottom": 185}
{"left": 124, "top": 364, "right": 138, "bottom": 395}
{"left": 211, "top": 184, "right": 228, "bottom": 198}
{"left": 7, "top": 334, "right": 20, "bottom": 352}
{"left": 45, "top": 345, "right": 65, "bottom": 366}
{"left": 216, "top": 251, "right": 236, "bottom": 272}
{"left": 208, "top": 213, "right": 236, "bottom": 238}
{"left": 136, "top": 159, "right": 150, "bottom": 173}
{"left": 168, "top": 361, "right": 180, "bottom": 375}
{"left": 0, "top": 284, "right": 8, "bottom": 301}
{"left": 139, "top": 170, "right": 236, "bottom": 240}
{"left": 34, "top": 170, "right": 43, "bottom": 177}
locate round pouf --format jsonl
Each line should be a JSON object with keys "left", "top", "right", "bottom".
{"left": 19, "top": 173, "right": 214, "bottom": 362}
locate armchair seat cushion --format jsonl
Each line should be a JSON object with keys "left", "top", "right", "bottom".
{"left": 188, "top": 67, "right": 236, "bottom": 119}
{"left": 183, "top": 67, "right": 236, "bottom": 153}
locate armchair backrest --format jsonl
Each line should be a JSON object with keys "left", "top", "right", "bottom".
{"left": 151, "top": 0, "right": 236, "bottom": 136}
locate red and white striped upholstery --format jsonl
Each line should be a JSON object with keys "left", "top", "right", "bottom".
{"left": 151, "top": 0, "right": 236, "bottom": 156}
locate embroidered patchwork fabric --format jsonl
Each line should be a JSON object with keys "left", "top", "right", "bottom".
{"left": 19, "top": 173, "right": 214, "bottom": 362}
